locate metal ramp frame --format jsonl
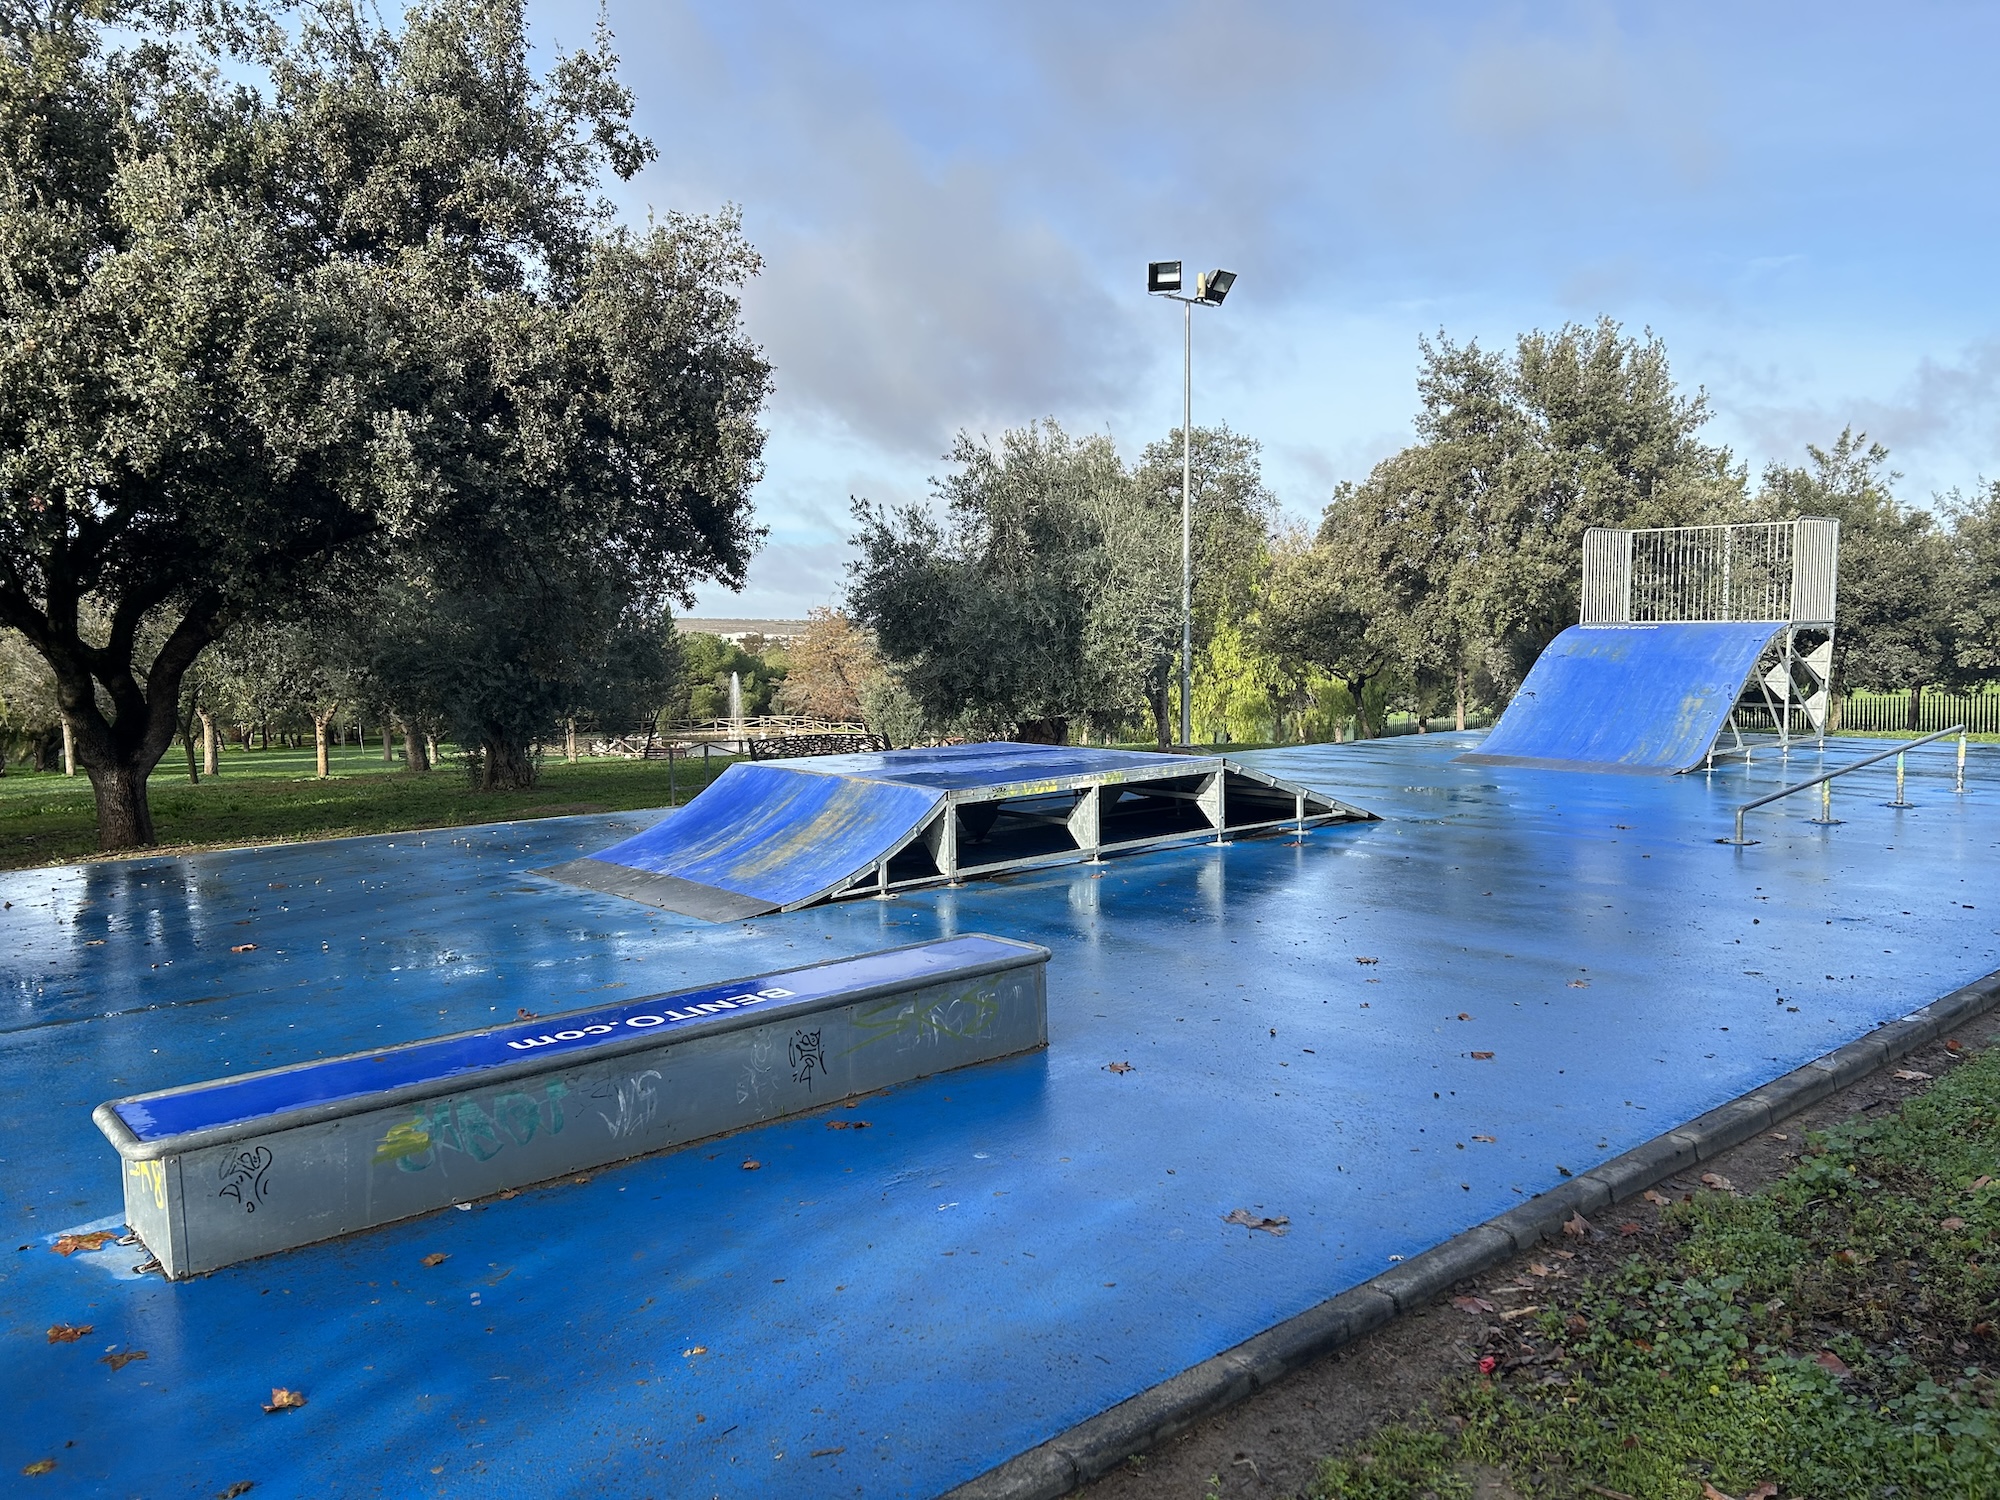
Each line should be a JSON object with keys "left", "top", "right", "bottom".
{"left": 545, "top": 743, "right": 1374, "bottom": 921}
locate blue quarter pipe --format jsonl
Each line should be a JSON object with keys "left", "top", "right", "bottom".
{"left": 1460, "top": 620, "right": 1784, "bottom": 773}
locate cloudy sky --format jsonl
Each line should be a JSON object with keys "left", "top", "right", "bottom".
{"left": 529, "top": 0, "right": 2000, "bottom": 618}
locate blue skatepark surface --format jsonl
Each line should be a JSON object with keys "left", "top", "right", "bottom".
{"left": 3, "top": 733, "right": 1997, "bottom": 1497}
{"left": 1462, "top": 621, "right": 1784, "bottom": 772}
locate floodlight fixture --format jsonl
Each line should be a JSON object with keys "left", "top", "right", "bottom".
{"left": 1196, "top": 269, "right": 1236, "bottom": 305}
{"left": 1147, "top": 260, "right": 1183, "bottom": 296}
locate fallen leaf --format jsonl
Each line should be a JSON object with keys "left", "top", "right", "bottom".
{"left": 740, "top": 1160, "right": 761, "bottom": 1171}
{"left": 1815, "top": 1349, "right": 1851, "bottom": 1377}
{"left": 21, "top": 1459, "right": 55, "bottom": 1476}
{"left": 101, "top": 1350, "right": 147, "bottom": 1372}
{"left": 1527, "top": 1262, "right": 1554, "bottom": 1277}
{"left": 682, "top": 1345, "right": 707, "bottom": 1357}
{"left": 1471, "top": 1134, "right": 1496, "bottom": 1143}
{"left": 1354, "top": 956, "right": 1379, "bottom": 965}
{"left": 231, "top": 944, "right": 257, "bottom": 953}
{"left": 1700, "top": 1172, "right": 1737, "bottom": 1193}
{"left": 1104, "top": 1061, "right": 1134, "bottom": 1074}
{"left": 1893, "top": 1068, "right": 1932, "bottom": 1081}
{"left": 1451, "top": 1295, "right": 1497, "bottom": 1315}
{"left": 1566, "top": 1313, "right": 1590, "bottom": 1335}
{"left": 515, "top": 1008, "right": 537, "bottom": 1020}
{"left": 1221, "top": 1208, "right": 1289, "bottom": 1236}
{"left": 1618, "top": 1221, "right": 1642, "bottom": 1236}
{"left": 1746, "top": 1484, "right": 1779, "bottom": 1499}
{"left": 45, "top": 1324, "right": 92, "bottom": 1344}
{"left": 1568, "top": 979, "right": 1590, "bottom": 988}
{"left": 50, "top": 1231, "right": 116, "bottom": 1256}
{"left": 810, "top": 1447, "right": 846, "bottom": 1458}
{"left": 825, "top": 1119, "right": 870, "bottom": 1130}
{"left": 1643, "top": 1190, "right": 1671, "bottom": 1206}
{"left": 1945, "top": 1039, "right": 1964, "bottom": 1053}
{"left": 421, "top": 1252, "right": 448, "bottom": 1268}
{"left": 262, "top": 1387, "right": 307, "bottom": 1413}
{"left": 1469, "top": 1051, "right": 1495, "bottom": 1061}
{"left": 217, "top": 1482, "right": 256, "bottom": 1498}
{"left": 1941, "top": 1217, "right": 1968, "bottom": 1231}
{"left": 1561, "top": 1213, "right": 1590, "bottom": 1239}
{"left": 1456, "top": 1012, "right": 1473, "bottom": 1020}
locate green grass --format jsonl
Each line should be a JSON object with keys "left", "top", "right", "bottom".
{"left": 0, "top": 744, "right": 739, "bottom": 870}
{"left": 1310, "top": 1046, "right": 2000, "bottom": 1499}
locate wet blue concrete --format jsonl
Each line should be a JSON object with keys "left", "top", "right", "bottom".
{"left": 2, "top": 736, "right": 1996, "bottom": 1497}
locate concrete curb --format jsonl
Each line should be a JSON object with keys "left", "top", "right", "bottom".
{"left": 943, "top": 967, "right": 2000, "bottom": 1500}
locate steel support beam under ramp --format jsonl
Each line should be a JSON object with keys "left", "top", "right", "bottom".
{"left": 544, "top": 742, "right": 1374, "bottom": 921}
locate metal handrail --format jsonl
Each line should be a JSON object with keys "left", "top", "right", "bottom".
{"left": 1722, "top": 726, "right": 1968, "bottom": 845}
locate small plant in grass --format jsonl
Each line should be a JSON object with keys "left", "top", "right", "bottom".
{"left": 1308, "top": 1047, "right": 2000, "bottom": 1499}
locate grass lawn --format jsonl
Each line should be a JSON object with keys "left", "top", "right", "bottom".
{"left": 1309, "top": 1045, "right": 2000, "bottom": 1499}
{"left": 0, "top": 744, "right": 740, "bottom": 871}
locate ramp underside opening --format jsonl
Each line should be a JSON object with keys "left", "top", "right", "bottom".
{"left": 543, "top": 746, "right": 1373, "bottom": 921}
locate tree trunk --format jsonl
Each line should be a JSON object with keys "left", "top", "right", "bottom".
{"left": 381, "top": 724, "right": 394, "bottom": 763}
{"left": 1150, "top": 674, "right": 1171, "bottom": 753}
{"left": 567, "top": 718, "right": 578, "bottom": 762}
{"left": 1907, "top": 683, "right": 1923, "bottom": 731}
{"left": 1015, "top": 717, "right": 1068, "bottom": 745}
{"left": 62, "top": 719, "right": 75, "bottom": 775}
{"left": 1347, "top": 678, "right": 1373, "bottom": 740}
{"left": 481, "top": 733, "right": 537, "bottom": 790}
{"left": 1455, "top": 666, "right": 1467, "bottom": 732}
{"left": 426, "top": 732, "right": 438, "bottom": 765}
{"left": 199, "top": 712, "right": 219, "bottom": 776}
{"left": 86, "top": 762, "right": 156, "bottom": 847}
{"left": 400, "top": 719, "right": 430, "bottom": 774}
{"left": 314, "top": 710, "right": 337, "bottom": 779}
{"left": 180, "top": 721, "right": 200, "bottom": 784}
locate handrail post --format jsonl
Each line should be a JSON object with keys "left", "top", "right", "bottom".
{"left": 1960, "top": 732, "right": 1969, "bottom": 794}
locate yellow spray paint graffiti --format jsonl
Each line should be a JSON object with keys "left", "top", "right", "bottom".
{"left": 128, "top": 1158, "right": 167, "bottom": 1211}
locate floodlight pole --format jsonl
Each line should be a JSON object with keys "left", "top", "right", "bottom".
{"left": 1181, "top": 297, "right": 1193, "bottom": 749}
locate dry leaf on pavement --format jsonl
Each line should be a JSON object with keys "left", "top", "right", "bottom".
{"left": 1643, "top": 1190, "right": 1672, "bottom": 1206}
{"left": 1561, "top": 1213, "right": 1590, "bottom": 1238}
{"left": 740, "top": 1159, "right": 761, "bottom": 1170}
{"left": 1104, "top": 1061, "right": 1134, "bottom": 1074}
{"left": 1354, "top": 956, "right": 1379, "bottom": 965}
{"left": 1451, "top": 1295, "right": 1496, "bottom": 1315}
{"left": 21, "top": 1459, "right": 55, "bottom": 1476}
{"left": 50, "top": 1232, "right": 116, "bottom": 1256}
{"left": 231, "top": 944, "right": 257, "bottom": 953}
{"left": 262, "top": 1387, "right": 307, "bottom": 1413}
{"left": 421, "top": 1253, "right": 448, "bottom": 1268}
{"left": 1469, "top": 1051, "right": 1495, "bottom": 1060}
{"left": 101, "top": 1350, "right": 147, "bottom": 1372}
{"left": 1221, "top": 1209, "right": 1289, "bottom": 1236}
{"left": 46, "top": 1324, "right": 92, "bottom": 1344}
{"left": 1700, "top": 1172, "right": 1737, "bottom": 1193}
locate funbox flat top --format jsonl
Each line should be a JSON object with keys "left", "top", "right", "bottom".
{"left": 4, "top": 733, "right": 1997, "bottom": 1498}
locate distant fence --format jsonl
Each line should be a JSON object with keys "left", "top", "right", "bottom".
{"left": 1836, "top": 690, "right": 2000, "bottom": 735}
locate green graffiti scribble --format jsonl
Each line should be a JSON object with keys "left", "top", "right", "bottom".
{"left": 377, "top": 1079, "right": 569, "bottom": 1173}
{"left": 843, "top": 985, "right": 999, "bottom": 1056}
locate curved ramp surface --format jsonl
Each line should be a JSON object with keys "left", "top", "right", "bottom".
{"left": 548, "top": 761, "right": 945, "bottom": 920}
{"left": 1461, "top": 620, "right": 1783, "bottom": 773}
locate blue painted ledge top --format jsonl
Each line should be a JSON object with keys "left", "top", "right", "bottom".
{"left": 99, "top": 934, "right": 1047, "bottom": 1151}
